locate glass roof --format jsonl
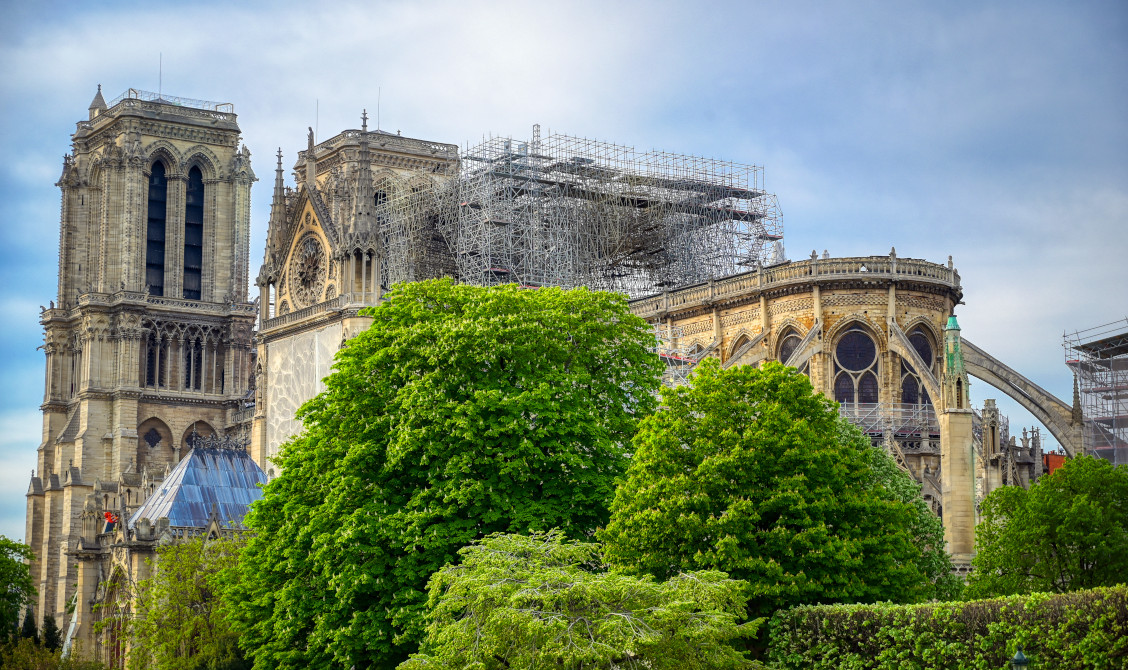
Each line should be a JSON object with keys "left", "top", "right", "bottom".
{"left": 128, "top": 447, "right": 267, "bottom": 529}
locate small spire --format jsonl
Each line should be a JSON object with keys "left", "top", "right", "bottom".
{"left": 89, "top": 84, "right": 107, "bottom": 110}
{"left": 353, "top": 110, "right": 375, "bottom": 232}
{"left": 88, "top": 84, "right": 107, "bottom": 120}
{"left": 268, "top": 148, "right": 287, "bottom": 258}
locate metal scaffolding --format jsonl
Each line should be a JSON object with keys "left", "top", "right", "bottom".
{"left": 439, "top": 127, "right": 783, "bottom": 298}
{"left": 376, "top": 175, "right": 460, "bottom": 286}
{"left": 1065, "top": 318, "right": 1128, "bottom": 465}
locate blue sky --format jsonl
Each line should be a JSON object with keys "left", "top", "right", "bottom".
{"left": 1, "top": 0, "right": 1125, "bottom": 541}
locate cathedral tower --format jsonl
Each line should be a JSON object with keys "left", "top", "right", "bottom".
{"left": 26, "top": 88, "right": 256, "bottom": 634}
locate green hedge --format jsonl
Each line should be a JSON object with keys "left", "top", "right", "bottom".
{"left": 767, "top": 585, "right": 1128, "bottom": 669}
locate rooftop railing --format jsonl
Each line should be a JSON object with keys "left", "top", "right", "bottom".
{"left": 107, "top": 88, "right": 234, "bottom": 113}
{"left": 629, "top": 255, "right": 960, "bottom": 318}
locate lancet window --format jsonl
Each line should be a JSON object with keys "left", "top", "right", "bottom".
{"left": 183, "top": 166, "right": 204, "bottom": 300}
{"left": 146, "top": 161, "right": 168, "bottom": 296}
{"left": 144, "top": 331, "right": 164, "bottom": 388}
{"left": 833, "top": 327, "right": 880, "bottom": 408}
{"left": 777, "top": 328, "right": 810, "bottom": 375}
{"left": 900, "top": 328, "right": 935, "bottom": 406}
{"left": 184, "top": 337, "right": 204, "bottom": 391}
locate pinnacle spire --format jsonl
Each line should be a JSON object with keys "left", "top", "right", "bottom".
{"left": 268, "top": 148, "right": 287, "bottom": 258}
{"left": 353, "top": 110, "right": 375, "bottom": 233}
{"left": 88, "top": 84, "right": 107, "bottom": 119}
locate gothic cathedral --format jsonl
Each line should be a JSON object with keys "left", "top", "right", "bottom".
{"left": 24, "top": 88, "right": 257, "bottom": 632}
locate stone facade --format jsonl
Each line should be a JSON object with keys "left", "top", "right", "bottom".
{"left": 30, "top": 91, "right": 1090, "bottom": 663}
{"left": 627, "top": 250, "right": 1083, "bottom": 565}
{"left": 25, "top": 88, "right": 256, "bottom": 655}
{"left": 250, "top": 116, "right": 460, "bottom": 466}
{"left": 629, "top": 250, "right": 980, "bottom": 557}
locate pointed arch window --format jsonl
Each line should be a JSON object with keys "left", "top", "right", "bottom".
{"left": 900, "top": 328, "right": 935, "bottom": 406}
{"left": 146, "top": 161, "right": 168, "bottom": 296}
{"left": 184, "top": 336, "right": 204, "bottom": 391}
{"left": 834, "top": 328, "right": 879, "bottom": 409}
{"left": 183, "top": 166, "right": 204, "bottom": 300}
{"left": 144, "top": 331, "right": 165, "bottom": 388}
{"left": 777, "top": 328, "right": 810, "bottom": 376}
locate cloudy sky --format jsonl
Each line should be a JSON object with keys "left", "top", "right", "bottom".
{"left": 1, "top": 0, "right": 1125, "bottom": 541}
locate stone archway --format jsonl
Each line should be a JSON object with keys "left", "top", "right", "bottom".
{"left": 136, "top": 417, "right": 174, "bottom": 472}
{"left": 960, "top": 337, "right": 1082, "bottom": 457}
{"left": 182, "top": 420, "right": 217, "bottom": 453}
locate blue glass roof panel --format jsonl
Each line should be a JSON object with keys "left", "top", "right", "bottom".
{"left": 128, "top": 447, "right": 267, "bottom": 529}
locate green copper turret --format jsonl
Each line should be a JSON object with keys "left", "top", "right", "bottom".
{"left": 944, "top": 314, "right": 965, "bottom": 376}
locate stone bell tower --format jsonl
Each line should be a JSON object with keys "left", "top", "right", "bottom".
{"left": 938, "top": 313, "right": 976, "bottom": 567}
{"left": 25, "top": 87, "right": 256, "bottom": 632}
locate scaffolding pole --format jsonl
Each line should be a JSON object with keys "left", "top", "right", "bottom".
{"left": 438, "top": 127, "right": 783, "bottom": 298}
{"left": 1065, "top": 317, "right": 1128, "bottom": 465}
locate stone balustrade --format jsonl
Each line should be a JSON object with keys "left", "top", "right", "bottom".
{"left": 630, "top": 255, "right": 960, "bottom": 319}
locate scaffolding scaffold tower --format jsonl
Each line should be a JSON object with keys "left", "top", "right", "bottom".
{"left": 440, "top": 127, "right": 783, "bottom": 298}
{"left": 1065, "top": 318, "right": 1128, "bottom": 465}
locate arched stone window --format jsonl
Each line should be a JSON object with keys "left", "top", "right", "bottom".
{"left": 834, "top": 327, "right": 879, "bottom": 408}
{"left": 184, "top": 337, "right": 204, "bottom": 391}
{"left": 144, "top": 331, "right": 164, "bottom": 388}
{"left": 777, "top": 328, "right": 810, "bottom": 375}
{"left": 137, "top": 417, "right": 173, "bottom": 471}
{"left": 183, "top": 166, "right": 204, "bottom": 300}
{"left": 183, "top": 421, "right": 216, "bottom": 451}
{"left": 145, "top": 161, "right": 168, "bottom": 295}
{"left": 900, "top": 328, "right": 935, "bottom": 406}
{"left": 777, "top": 330, "right": 801, "bottom": 363}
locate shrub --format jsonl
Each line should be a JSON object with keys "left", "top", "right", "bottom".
{"left": 767, "top": 585, "right": 1128, "bottom": 669}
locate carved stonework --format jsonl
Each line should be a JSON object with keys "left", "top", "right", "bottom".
{"left": 287, "top": 233, "right": 327, "bottom": 308}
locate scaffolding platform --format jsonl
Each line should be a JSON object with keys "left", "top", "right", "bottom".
{"left": 439, "top": 127, "right": 783, "bottom": 298}
{"left": 1065, "top": 318, "right": 1128, "bottom": 464}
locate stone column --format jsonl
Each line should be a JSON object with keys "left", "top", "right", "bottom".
{"left": 939, "top": 314, "right": 975, "bottom": 563}
{"left": 940, "top": 408, "right": 976, "bottom": 560}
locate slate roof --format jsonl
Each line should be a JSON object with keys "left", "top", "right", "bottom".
{"left": 128, "top": 447, "right": 267, "bottom": 529}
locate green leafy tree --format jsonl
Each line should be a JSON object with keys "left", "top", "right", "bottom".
{"left": 228, "top": 280, "right": 663, "bottom": 669}
{"left": 128, "top": 537, "right": 247, "bottom": 670}
{"left": 400, "top": 531, "right": 761, "bottom": 670}
{"left": 966, "top": 455, "right": 1128, "bottom": 598}
{"left": 600, "top": 360, "right": 939, "bottom": 618}
{"left": 849, "top": 419, "right": 963, "bottom": 602}
{"left": 41, "top": 614, "right": 61, "bottom": 652}
{"left": 0, "top": 536, "right": 35, "bottom": 639}
{"left": 19, "top": 608, "right": 37, "bottom": 644}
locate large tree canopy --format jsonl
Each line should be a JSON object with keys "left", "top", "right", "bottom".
{"left": 599, "top": 360, "right": 940, "bottom": 617}
{"left": 400, "top": 532, "right": 759, "bottom": 670}
{"left": 228, "top": 280, "right": 663, "bottom": 669}
{"left": 966, "top": 455, "right": 1128, "bottom": 598}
